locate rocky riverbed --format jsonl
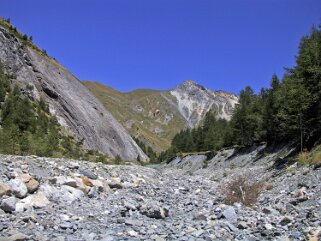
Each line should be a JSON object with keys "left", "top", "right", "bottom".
{"left": 0, "top": 145, "right": 321, "bottom": 241}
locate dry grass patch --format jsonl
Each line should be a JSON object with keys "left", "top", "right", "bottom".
{"left": 298, "top": 145, "right": 321, "bottom": 168}
{"left": 222, "top": 174, "right": 264, "bottom": 207}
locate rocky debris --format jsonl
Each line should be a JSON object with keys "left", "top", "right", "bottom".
{"left": 0, "top": 148, "right": 321, "bottom": 240}
{"left": 15, "top": 191, "right": 50, "bottom": 212}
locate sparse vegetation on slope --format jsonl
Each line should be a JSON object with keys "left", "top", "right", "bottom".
{"left": 0, "top": 17, "right": 65, "bottom": 70}
{"left": 84, "top": 81, "right": 186, "bottom": 152}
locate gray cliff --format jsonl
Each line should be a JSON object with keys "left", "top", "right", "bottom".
{"left": 0, "top": 25, "right": 148, "bottom": 161}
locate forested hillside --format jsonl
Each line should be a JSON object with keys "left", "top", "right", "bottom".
{"left": 160, "top": 25, "right": 321, "bottom": 162}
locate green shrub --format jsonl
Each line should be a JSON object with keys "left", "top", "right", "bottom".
{"left": 113, "top": 155, "right": 122, "bottom": 165}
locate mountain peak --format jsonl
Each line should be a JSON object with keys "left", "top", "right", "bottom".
{"left": 170, "top": 80, "right": 239, "bottom": 127}
{"left": 176, "top": 80, "right": 206, "bottom": 92}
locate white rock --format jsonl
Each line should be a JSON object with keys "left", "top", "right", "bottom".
{"left": 31, "top": 191, "right": 50, "bottom": 208}
{"left": 15, "top": 191, "right": 50, "bottom": 212}
{"left": 9, "top": 179, "right": 28, "bottom": 198}
{"left": 264, "top": 223, "right": 274, "bottom": 230}
{"left": 39, "top": 183, "right": 59, "bottom": 199}
{"left": 60, "top": 185, "right": 84, "bottom": 203}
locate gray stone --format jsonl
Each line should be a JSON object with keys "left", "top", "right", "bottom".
{"left": 98, "top": 236, "right": 114, "bottom": 241}
{"left": 59, "top": 221, "right": 73, "bottom": 230}
{"left": 279, "top": 216, "right": 293, "bottom": 226}
{"left": 5, "top": 232, "right": 28, "bottom": 241}
{"left": 226, "top": 222, "right": 238, "bottom": 232}
{"left": 193, "top": 213, "right": 207, "bottom": 221}
{"left": 79, "top": 169, "right": 98, "bottom": 180}
{"left": 141, "top": 203, "right": 169, "bottom": 219}
{"left": 262, "top": 207, "right": 279, "bottom": 215}
{"left": 60, "top": 185, "right": 85, "bottom": 203}
{"left": 222, "top": 206, "right": 237, "bottom": 223}
{"left": 9, "top": 179, "right": 28, "bottom": 198}
{"left": 125, "top": 219, "right": 144, "bottom": 226}
{"left": 0, "top": 196, "right": 16, "bottom": 212}
{"left": 237, "top": 221, "right": 249, "bottom": 229}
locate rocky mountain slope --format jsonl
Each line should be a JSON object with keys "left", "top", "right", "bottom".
{"left": 0, "top": 145, "right": 320, "bottom": 240}
{"left": 84, "top": 80, "right": 238, "bottom": 152}
{"left": 170, "top": 80, "right": 238, "bottom": 127}
{"left": 0, "top": 18, "right": 147, "bottom": 161}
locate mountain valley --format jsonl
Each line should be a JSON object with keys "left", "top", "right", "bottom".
{"left": 0, "top": 13, "right": 321, "bottom": 241}
{"left": 84, "top": 80, "right": 238, "bottom": 152}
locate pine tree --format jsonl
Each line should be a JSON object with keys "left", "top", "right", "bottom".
{"left": 294, "top": 25, "right": 321, "bottom": 146}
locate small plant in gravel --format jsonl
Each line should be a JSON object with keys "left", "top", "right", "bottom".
{"left": 203, "top": 159, "right": 209, "bottom": 168}
{"left": 223, "top": 174, "right": 263, "bottom": 207}
{"left": 265, "top": 183, "right": 273, "bottom": 190}
{"left": 113, "top": 155, "right": 123, "bottom": 165}
{"left": 298, "top": 145, "right": 321, "bottom": 168}
{"left": 298, "top": 150, "right": 310, "bottom": 165}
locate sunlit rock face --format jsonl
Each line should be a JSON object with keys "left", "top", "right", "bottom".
{"left": 170, "top": 80, "right": 239, "bottom": 128}
{"left": 0, "top": 25, "right": 148, "bottom": 161}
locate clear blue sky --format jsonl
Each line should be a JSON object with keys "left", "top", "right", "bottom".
{"left": 1, "top": 0, "right": 321, "bottom": 94}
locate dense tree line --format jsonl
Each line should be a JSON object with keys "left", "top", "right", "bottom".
{"left": 159, "top": 25, "right": 321, "bottom": 162}
{"left": 0, "top": 62, "right": 84, "bottom": 158}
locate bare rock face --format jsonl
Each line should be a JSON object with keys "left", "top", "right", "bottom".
{"left": 170, "top": 80, "right": 239, "bottom": 127}
{"left": 0, "top": 25, "right": 148, "bottom": 161}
